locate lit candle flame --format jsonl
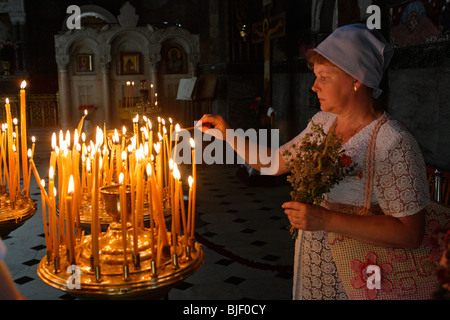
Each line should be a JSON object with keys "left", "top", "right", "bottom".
{"left": 68, "top": 175, "right": 74, "bottom": 195}
{"left": 65, "top": 130, "right": 71, "bottom": 148}
{"left": 190, "top": 138, "right": 195, "bottom": 148}
{"left": 119, "top": 172, "right": 124, "bottom": 184}
{"left": 49, "top": 166, "right": 54, "bottom": 180}
{"left": 32, "top": 136, "right": 36, "bottom": 143}
{"left": 5, "top": 98, "right": 9, "bottom": 104}
{"left": 51, "top": 132, "right": 56, "bottom": 150}
{"left": 175, "top": 124, "right": 181, "bottom": 132}
{"left": 146, "top": 163, "right": 151, "bottom": 176}
{"left": 188, "top": 175, "right": 193, "bottom": 188}
{"left": 173, "top": 164, "right": 180, "bottom": 180}
{"left": 27, "top": 148, "right": 32, "bottom": 158}
{"left": 96, "top": 127, "right": 103, "bottom": 148}
{"left": 154, "top": 142, "right": 160, "bottom": 154}
{"left": 41, "top": 179, "right": 45, "bottom": 188}
{"left": 20, "top": 81, "right": 26, "bottom": 89}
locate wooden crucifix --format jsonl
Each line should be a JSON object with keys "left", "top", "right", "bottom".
{"left": 252, "top": 1, "right": 285, "bottom": 110}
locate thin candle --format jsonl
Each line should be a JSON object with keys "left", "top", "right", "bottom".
{"left": 188, "top": 176, "right": 193, "bottom": 239}
{"left": 40, "top": 179, "right": 50, "bottom": 251}
{"left": 119, "top": 173, "right": 128, "bottom": 268}
{"left": 146, "top": 163, "right": 156, "bottom": 261}
{"left": 66, "top": 175, "right": 76, "bottom": 265}
{"left": 20, "top": 81, "right": 28, "bottom": 198}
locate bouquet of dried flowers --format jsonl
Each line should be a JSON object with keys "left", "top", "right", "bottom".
{"left": 282, "top": 120, "right": 358, "bottom": 240}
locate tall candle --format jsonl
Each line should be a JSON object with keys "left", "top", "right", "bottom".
{"left": 20, "top": 81, "right": 28, "bottom": 197}
{"left": 40, "top": 179, "right": 50, "bottom": 251}
{"left": 146, "top": 163, "right": 156, "bottom": 261}
{"left": 154, "top": 143, "right": 163, "bottom": 203}
{"left": 173, "top": 124, "right": 180, "bottom": 164}
{"left": 119, "top": 173, "right": 128, "bottom": 266}
{"left": 172, "top": 166, "right": 180, "bottom": 253}
{"left": 190, "top": 138, "right": 196, "bottom": 237}
{"left": 5, "top": 99, "right": 15, "bottom": 206}
{"left": 188, "top": 176, "right": 193, "bottom": 239}
{"left": 179, "top": 177, "right": 187, "bottom": 241}
{"left": 66, "top": 175, "right": 76, "bottom": 265}
{"left": 169, "top": 118, "right": 173, "bottom": 160}
{"left": 49, "top": 166, "right": 56, "bottom": 254}
{"left": 148, "top": 162, "right": 169, "bottom": 247}
{"left": 91, "top": 148, "right": 100, "bottom": 267}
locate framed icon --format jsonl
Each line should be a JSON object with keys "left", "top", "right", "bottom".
{"left": 120, "top": 52, "right": 141, "bottom": 75}
{"left": 164, "top": 45, "right": 187, "bottom": 74}
{"left": 76, "top": 54, "right": 94, "bottom": 72}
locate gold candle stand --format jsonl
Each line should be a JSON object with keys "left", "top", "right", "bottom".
{"left": 0, "top": 190, "right": 37, "bottom": 238}
{"left": 37, "top": 182, "right": 203, "bottom": 299}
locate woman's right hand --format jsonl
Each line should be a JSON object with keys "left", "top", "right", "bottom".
{"left": 196, "top": 114, "right": 231, "bottom": 140}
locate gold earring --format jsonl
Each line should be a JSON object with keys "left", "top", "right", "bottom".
{"left": 354, "top": 86, "right": 358, "bottom": 93}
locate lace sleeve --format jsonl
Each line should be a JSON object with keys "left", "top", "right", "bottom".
{"left": 374, "top": 122, "right": 430, "bottom": 218}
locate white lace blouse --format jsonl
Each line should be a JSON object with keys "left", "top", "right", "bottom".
{"left": 280, "top": 111, "right": 430, "bottom": 300}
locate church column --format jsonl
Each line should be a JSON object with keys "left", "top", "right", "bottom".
{"left": 99, "top": 47, "right": 112, "bottom": 127}
{"left": 56, "top": 54, "right": 72, "bottom": 129}
{"left": 101, "top": 62, "right": 111, "bottom": 127}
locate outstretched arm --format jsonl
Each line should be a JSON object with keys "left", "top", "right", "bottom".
{"left": 196, "top": 114, "right": 289, "bottom": 176}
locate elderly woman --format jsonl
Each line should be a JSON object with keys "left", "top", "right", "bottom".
{"left": 197, "top": 24, "right": 430, "bottom": 300}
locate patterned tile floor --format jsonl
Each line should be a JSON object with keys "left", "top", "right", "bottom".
{"left": 2, "top": 129, "right": 295, "bottom": 300}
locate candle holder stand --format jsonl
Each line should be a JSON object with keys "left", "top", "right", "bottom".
{"left": 37, "top": 181, "right": 203, "bottom": 299}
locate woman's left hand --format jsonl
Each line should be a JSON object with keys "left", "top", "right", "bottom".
{"left": 282, "top": 201, "right": 330, "bottom": 231}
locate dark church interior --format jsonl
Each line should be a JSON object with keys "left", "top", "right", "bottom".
{"left": 0, "top": 0, "right": 449, "bottom": 303}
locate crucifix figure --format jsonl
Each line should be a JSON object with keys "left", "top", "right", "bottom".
{"left": 252, "top": 1, "right": 285, "bottom": 111}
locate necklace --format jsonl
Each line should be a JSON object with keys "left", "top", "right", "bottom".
{"left": 334, "top": 111, "right": 370, "bottom": 142}
{"left": 351, "top": 112, "right": 369, "bottom": 135}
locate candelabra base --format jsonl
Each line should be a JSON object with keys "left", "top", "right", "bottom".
{"left": 36, "top": 229, "right": 204, "bottom": 299}
{"left": 0, "top": 195, "right": 37, "bottom": 237}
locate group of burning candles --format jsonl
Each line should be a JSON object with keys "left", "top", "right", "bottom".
{"left": 28, "top": 109, "right": 196, "bottom": 280}
{"left": 1, "top": 81, "right": 33, "bottom": 211}
{"left": 125, "top": 81, "right": 158, "bottom": 108}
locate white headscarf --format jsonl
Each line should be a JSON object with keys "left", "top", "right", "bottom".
{"left": 314, "top": 23, "right": 394, "bottom": 98}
